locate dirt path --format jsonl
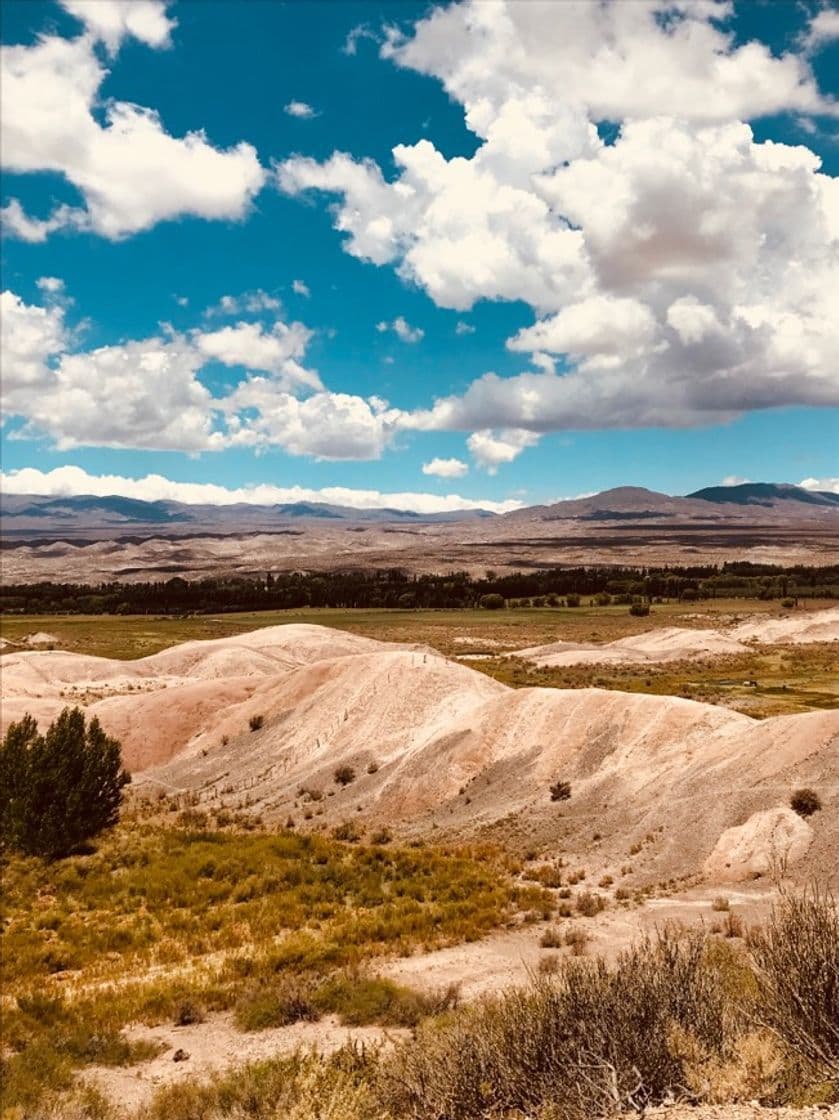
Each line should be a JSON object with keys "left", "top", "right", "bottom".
{"left": 81, "top": 883, "right": 778, "bottom": 1113}
{"left": 83, "top": 1013, "right": 407, "bottom": 1113}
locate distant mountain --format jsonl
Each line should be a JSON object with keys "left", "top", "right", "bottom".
{"left": 688, "top": 483, "right": 839, "bottom": 508}
{"left": 0, "top": 493, "right": 497, "bottom": 539}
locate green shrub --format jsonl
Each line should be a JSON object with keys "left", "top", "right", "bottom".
{"left": 629, "top": 602, "right": 650, "bottom": 617}
{"left": 0, "top": 709, "right": 129, "bottom": 859}
{"left": 248, "top": 714, "right": 265, "bottom": 732}
{"left": 479, "top": 593, "right": 505, "bottom": 610}
{"left": 549, "top": 780, "right": 571, "bottom": 802}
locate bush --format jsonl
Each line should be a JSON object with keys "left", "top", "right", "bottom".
{"left": 549, "top": 780, "right": 571, "bottom": 802}
{"left": 0, "top": 709, "right": 129, "bottom": 859}
{"left": 248, "top": 714, "right": 264, "bottom": 732}
{"left": 334, "top": 765, "right": 356, "bottom": 786}
{"left": 780, "top": 597, "right": 797, "bottom": 609}
{"left": 565, "top": 594, "right": 581, "bottom": 607}
{"left": 378, "top": 930, "right": 727, "bottom": 1119}
{"left": 479, "top": 593, "right": 505, "bottom": 610}
{"left": 790, "top": 788, "right": 822, "bottom": 817}
{"left": 749, "top": 889, "right": 839, "bottom": 1078}
{"left": 629, "top": 602, "right": 650, "bottom": 617}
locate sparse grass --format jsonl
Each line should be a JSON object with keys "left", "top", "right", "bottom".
{"left": 11, "top": 896, "right": 837, "bottom": 1119}
{"left": 0, "top": 813, "right": 543, "bottom": 1113}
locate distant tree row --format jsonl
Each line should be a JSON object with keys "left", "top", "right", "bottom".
{"left": 1, "top": 561, "right": 836, "bottom": 616}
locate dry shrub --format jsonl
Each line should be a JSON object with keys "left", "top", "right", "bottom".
{"left": 377, "top": 929, "right": 727, "bottom": 1120}
{"left": 748, "top": 887, "right": 839, "bottom": 1081}
{"left": 670, "top": 1024, "right": 784, "bottom": 1104}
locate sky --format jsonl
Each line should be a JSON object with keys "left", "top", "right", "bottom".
{"left": 1, "top": 0, "right": 838, "bottom": 513}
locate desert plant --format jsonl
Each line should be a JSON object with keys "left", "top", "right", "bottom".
{"left": 629, "top": 602, "right": 651, "bottom": 617}
{"left": 790, "top": 788, "right": 822, "bottom": 817}
{"left": 0, "top": 709, "right": 129, "bottom": 859}
{"left": 334, "top": 765, "right": 356, "bottom": 786}
{"left": 549, "top": 780, "right": 571, "bottom": 802}
{"left": 748, "top": 888, "right": 839, "bottom": 1077}
{"left": 248, "top": 714, "right": 264, "bottom": 732}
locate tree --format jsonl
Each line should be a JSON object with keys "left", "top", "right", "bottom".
{"left": 479, "top": 593, "right": 505, "bottom": 610}
{"left": 0, "top": 708, "right": 130, "bottom": 858}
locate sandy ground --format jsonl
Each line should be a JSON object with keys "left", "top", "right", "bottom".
{"left": 83, "top": 1014, "right": 406, "bottom": 1112}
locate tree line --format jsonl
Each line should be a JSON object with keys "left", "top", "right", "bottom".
{"left": 2, "top": 562, "right": 837, "bottom": 615}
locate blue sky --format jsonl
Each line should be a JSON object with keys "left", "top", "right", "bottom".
{"left": 1, "top": 0, "right": 838, "bottom": 511}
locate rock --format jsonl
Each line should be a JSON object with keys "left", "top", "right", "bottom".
{"left": 704, "top": 806, "right": 813, "bottom": 883}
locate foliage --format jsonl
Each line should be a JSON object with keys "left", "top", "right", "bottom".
{"left": 334, "top": 764, "right": 356, "bottom": 786}
{"left": 479, "top": 593, "right": 506, "bottom": 610}
{"left": 749, "top": 888, "right": 839, "bottom": 1078}
{"left": 3, "top": 561, "right": 838, "bottom": 617}
{"left": 0, "top": 708, "right": 129, "bottom": 859}
{"left": 549, "top": 780, "right": 571, "bottom": 802}
{"left": 790, "top": 787, "right": 822, "bottom": 817}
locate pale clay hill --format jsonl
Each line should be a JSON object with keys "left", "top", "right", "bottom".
{"left": 1, "top": 613, "right": 837, "bottom": 889}
{"left": 513, "top": 606, "right": 839, "bottom": 668}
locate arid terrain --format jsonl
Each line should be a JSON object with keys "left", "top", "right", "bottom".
{"left": 2, "top": 602, "right": 838, "bottom": 1118}
{"left": 3, "top": 484, "right": 839, "bottom": 580}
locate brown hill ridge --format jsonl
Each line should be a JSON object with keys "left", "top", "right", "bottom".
{"left": 1, "top": 619, "right": 836, "bottom": 887}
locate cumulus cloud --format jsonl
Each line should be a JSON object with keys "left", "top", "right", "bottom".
{"left": 36, "top": 277, "right": 65, "bottom": 295}
{"left": 0, "top": 465, "right": 522, "bottom": 515}
{"left": 1, "top": 13, "right": 265, "bottom": 240}
{"left": 292, "top": 279, "right": 311, "bottom": 297}
{"left": 1, "top": 289, "right": 397, "bottom": 460}
{"left": 376, "top": 316, "right": 424, "bottom": 343}
{"left": 467, "top": 428, "right": 539, "bottom": 473}
{"left": 284, "top": 100, "right": 318, "bottom": 119}
{"left": 799, "top": 476, "right": 839, "bottom": 494}
{"left": 422, "top": 457, "right": 469, "bottom": 478}
{"left": 60, "top": 0, "right": 176, "bottom": 53}
{"left": 278, "top": 0, "right": 839, "bottom": 452}
{"left": 455, "top": 321, "right": 476, "bottom": 335}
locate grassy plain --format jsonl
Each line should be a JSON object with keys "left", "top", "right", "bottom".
{"left": 2, "top": 599, "right": 836, "bottom": 716}
{"left": 0, "top": 806, "right": 547, "bottom": 1113}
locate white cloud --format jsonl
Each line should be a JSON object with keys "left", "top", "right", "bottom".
{"left": 802, "top": 8, "right": 839, "bottom": 53}
{"left": 203, "top": 291, "right": 282, "bottom": 317}
{"left": 292, "top": 279, "right": 311, "bottom": 297}
{"left": 1, "top": 23, "right": 265, "bottom": 240}
{"left": 36, "top": 276, "right": 65, "bottom": 295}
{"left": 799, "top": 476, "right": 839, "bottom": 494}
{"left": 384, "top": 0, "right": 834, "bottom": 124}
{"left": 720, "top": 475, "right": 752, "bottom": 486}
{"left": 376, "top": 316, "right": 424, "bottom": 343}
{"left": 422, "top": 457, "right": 469, "bottom": 478}
{"left": 0, "top": 290, "right": 68, "bottom": 413}
{"left": 0, "top": 465, "right": 522, "bottom": 515}
{"left": 467, "top": 428, "right": 539, "bottom": 474}
{"left": 343, "top": 23, "right": 379, "bottom": 56}
{"left": 455, "top": 320, "right": 475, "bottom": 335}
{"left": 1, "top": 289, "right": 403, "bottom": 460}
{"left": 195, "top": 321, "right": 321, "bottom": 391}
{"left": 60, "top": 0, "right": 176, "bottom": 54}
{"left": 278, "top": 1, "right": 838, "bottom": 442}
{"left": 284, "top": 100, "right": 318, "bottom": 119}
